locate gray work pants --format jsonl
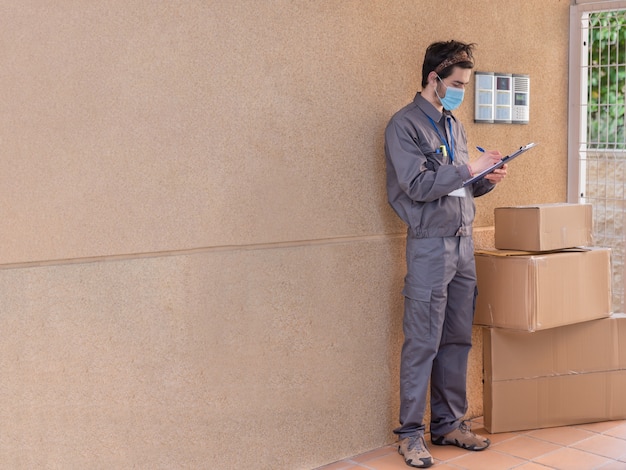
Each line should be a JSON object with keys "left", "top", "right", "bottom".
{"left": 394, "top": 235, "right": 477, "bottom": 439}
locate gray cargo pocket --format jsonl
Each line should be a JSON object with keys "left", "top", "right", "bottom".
{"left": 402, "top": 283, "right": 433, "bottom": 339}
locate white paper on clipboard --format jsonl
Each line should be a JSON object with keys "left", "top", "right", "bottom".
{"left": 463, "top": 142, "right": 538, "bottom": 187}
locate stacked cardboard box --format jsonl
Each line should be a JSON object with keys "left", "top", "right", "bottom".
{"left": 474, "top": 203, "right": 625, "bottom": 433}
{"left": 494, "top": 203, "right": 593, "bottom": 252}
{"left": 474, "top": 247, "right": 611, "bottom": 331}
{"left": 483, "top": 314, "right": 626, "bottom": 433}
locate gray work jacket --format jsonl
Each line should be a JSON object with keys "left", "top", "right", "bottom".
{"left": 384, "top": 93, "right": 494, "bottom": 238}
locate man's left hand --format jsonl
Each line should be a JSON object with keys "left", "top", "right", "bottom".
{"left": 485, "top": 164, "right": 507, "bottom": 184}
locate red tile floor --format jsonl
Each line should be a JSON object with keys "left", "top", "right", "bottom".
{"left": 315, "top": 418, "right": 626, "bottom": 470}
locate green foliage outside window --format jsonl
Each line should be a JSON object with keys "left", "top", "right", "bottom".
{"left": 588, "top": 11, "right": 626, "bottom": 149}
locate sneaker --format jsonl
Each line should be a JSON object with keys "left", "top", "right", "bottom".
{"left": 431, "top": 421, "right": 490, "bottom": 451}
{"left": 397, "top": 434, "right": 434, "bottom": 468}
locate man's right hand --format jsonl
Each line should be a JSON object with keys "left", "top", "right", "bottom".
{"left": 469, "top": 149, "right": 503, "bottom": 176}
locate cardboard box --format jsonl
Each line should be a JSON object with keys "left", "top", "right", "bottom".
{"left": 495, "top": 203, "right": 592, "bottom": 251}
{"left": 474, "top": 247, "right": 611, "bottom": 331}
{"left": 483, "top": 315, "right": 626, "bottom": 433}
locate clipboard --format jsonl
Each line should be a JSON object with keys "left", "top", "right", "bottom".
{"left": 463, "top": 142, "right": 538, "bottom": 187}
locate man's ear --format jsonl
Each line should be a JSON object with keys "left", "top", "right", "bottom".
{"left": 427, "top": 71, "right": 438, "bottom": 87}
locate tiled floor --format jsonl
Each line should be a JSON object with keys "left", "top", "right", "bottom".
{"left": 315, "top": 418, "right": 626, "bottom": 470}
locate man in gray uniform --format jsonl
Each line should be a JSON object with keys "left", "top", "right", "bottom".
{"left": 384, "top": 40, "right": 507, "bottom": 468}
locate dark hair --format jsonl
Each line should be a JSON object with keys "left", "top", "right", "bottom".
{"left": 421, "top": 40, "right": 476, "bottom": 88}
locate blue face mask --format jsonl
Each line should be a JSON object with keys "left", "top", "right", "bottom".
{"left": 436, "top": 75, "right": 464, "bottom": 110}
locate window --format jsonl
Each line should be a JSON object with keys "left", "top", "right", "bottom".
{"left": 569, "top": 0, "right": 626, "bottom": 313}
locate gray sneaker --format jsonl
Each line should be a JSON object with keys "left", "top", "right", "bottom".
{"left": 398, "top": 434, "right": 433, "bottom": 468}
{"left": 431, "top": 421, "right": 490, "bottom": 451}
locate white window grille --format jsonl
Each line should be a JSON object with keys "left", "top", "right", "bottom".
{"left": 569, "top": 0, "right": 626, "bottom": 313}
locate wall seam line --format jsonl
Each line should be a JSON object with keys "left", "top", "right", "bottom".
{"left": 0, "top": 233, "right": 408, "bottom": 270}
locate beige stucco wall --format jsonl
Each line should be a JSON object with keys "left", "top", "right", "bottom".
{"left": 0, "top": 1, "right": 571, "bottom": 468}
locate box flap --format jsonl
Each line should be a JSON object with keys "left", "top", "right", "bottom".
{"left": 475, "top": 247, "right": 591, "bottom": 257}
